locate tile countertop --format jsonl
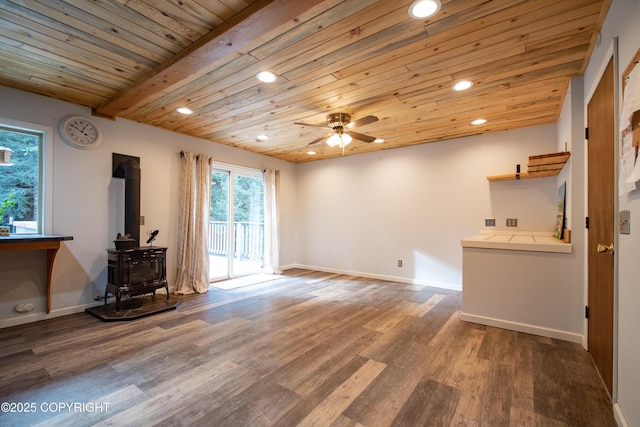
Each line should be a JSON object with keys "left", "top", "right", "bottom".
{"left": 461, "top": 231, "right": 572, "bottom": 254}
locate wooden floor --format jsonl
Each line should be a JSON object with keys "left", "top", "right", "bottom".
{"left": 0, "top": 269, "right": 615, "bottom": 426}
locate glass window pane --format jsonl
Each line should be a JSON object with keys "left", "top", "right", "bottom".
{"left": 233, "top": 174, "right": 264, "bottom": 275}
{"left": 234, "top": 175, "right": 264, "bottom": 223}
{"left": 0, "top": 127, "right": 41, "bottom": 234}
{"left": 209, "top": 171, "right": 229, "bottom": 280}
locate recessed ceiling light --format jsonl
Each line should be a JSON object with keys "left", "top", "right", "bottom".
{"left": 176, "top": 107, "right": 193, "bottom": 115}
{"left": 374, "top": 138, "right": 385, "bottom": 143}
{"left": 256, "top": 134, "right": 269, "bottom": 141}
{"left": 307, "top": 151, "right": 316, "bottom": 155}
{"left": 256, "top": 71, "right": 277, "bottom": 83}
{"left": 408, "top": 0, "right": 441, "bottom": 19}
{"left": 452, "top": 80, "right": 473, "bottom": 91}
{"left": 471, "top": 119, "right": 487, "bottom": 125}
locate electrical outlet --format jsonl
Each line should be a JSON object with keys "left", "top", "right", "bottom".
{"left": 397, "top": 260, "right": 403, "bottom": 267}
{"left": 140, "top": 215, "right": 145, "bottom": 225}
{"left": 16, "top": 303, "right": 34, "bottom": 313}
{"left": 506, "top": 218, "right": 518, "bottom": 227}
{"left": 485, "top": 218, "right": 495, "bottom": 227}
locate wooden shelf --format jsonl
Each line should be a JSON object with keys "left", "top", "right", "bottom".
{"left": 0, "top": 234, "right": 73, "bottom": 313}
{"left": 487, "top": 151, "right": 570, "bottom": 181}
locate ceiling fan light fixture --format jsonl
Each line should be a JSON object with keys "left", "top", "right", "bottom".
{"left": 452, "top": 80, "right": 473, "bottom": 91}
{"left": 408, "top": 0, "right": 441, "bottom": 19}
{"left": 374, "top": 138, "right": 385, "bottom": 143}
{"left": 256, "top": 71, "right": 278, "bottom": 83}
{"left": 327, "top": 132, "right": 352, "bottom": 148}
{"left": 307, "top": 151, "right": 316, "bottom": 155}
{"left": 326, "top": 133, "right": 341, "bottom": 147}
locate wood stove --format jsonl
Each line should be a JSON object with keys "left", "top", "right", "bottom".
{"left": 86, "top": 153, "right": 179, "bottom": 320}
{"left": 105, "top": 153, "right": 169, "bottom": 312}
{"left": 106, "top": 246, "right": 168, "bottom": 311}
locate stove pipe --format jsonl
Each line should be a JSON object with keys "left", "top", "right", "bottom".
{"left": 113, "top": 154, "right": 141, "bottom": 247}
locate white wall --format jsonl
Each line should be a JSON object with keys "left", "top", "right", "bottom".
{"left": 457, "top": 85, "right": 585, "bottom": 343}
{"left": 295, "top": 125, "right": 559, "bottom": 289}
{"left": 0, "top": 86, "right": 297, "bottom": 327}
{"left": 556, "top": 76, "right": 587, "bottom": 346}
{"left": 462, "top": 247, "right": 582, "bottom": 342}
{"left": 582, "top": 0, "right": 640, "bottom": 425}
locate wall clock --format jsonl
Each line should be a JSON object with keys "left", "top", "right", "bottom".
{"left": 59, "top": 115, "right": 102, "bottom": 149}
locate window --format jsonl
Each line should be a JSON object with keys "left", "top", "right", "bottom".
{"left": 0, "top": 123, "right": 44, "bottom": 234}
{"left": 209, "top": 163, "right": 265, "bottom": 280}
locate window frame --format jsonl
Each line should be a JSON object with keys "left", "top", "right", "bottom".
{"left": 209, "top": 161, "right": 265, "bottom": 280}
{"left": 0, "top": 117, "right": 53, "bottom": 234}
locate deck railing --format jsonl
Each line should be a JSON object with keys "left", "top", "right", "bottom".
{"left": 208, "top": 221, "right": 264, "bottom": 261}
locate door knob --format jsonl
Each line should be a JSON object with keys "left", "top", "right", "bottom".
{"left": 597, "top": 243, "right": 614, "bottom": 253}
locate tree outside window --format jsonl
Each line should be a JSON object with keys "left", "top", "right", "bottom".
{"left": 0, "top": 127, "right": 41, "bottom": 233}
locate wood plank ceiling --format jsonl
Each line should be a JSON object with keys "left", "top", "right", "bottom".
{"left": 0, "top": 0, "right": 611, "bottom": 162}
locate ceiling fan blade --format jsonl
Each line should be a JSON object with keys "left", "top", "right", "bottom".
{"left": 294, "top": 121, "right": 326, "bottom": 128}
{"left": 347, "top": 131, "right": 376, "bottom": 143}
{"left": 349, "top": 115, "right": 378, "bottom": 128}
{"left": 307, "top": 134, "right": 330, "bottom": 146}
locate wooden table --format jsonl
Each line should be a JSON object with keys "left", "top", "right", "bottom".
{"left": 0, "top": 234, "right": 73, "bottom": 313}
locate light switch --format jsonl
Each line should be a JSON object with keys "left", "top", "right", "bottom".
{"left": 619, "top": 210, "right": 630, "bottom": 234}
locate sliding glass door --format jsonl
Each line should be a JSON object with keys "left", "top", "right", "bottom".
{"left": 209, "top": 166, "right": 264, "bottom": 281}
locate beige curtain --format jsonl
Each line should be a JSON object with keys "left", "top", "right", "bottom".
{"left": 263, "top": 169, "right": 281, "bottom": 274}
{"left": 175, "top": 152, "right": 212, "bottom": 294}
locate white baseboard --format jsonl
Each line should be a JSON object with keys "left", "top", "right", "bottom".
{"left": 286, "top": 264, "right": 462, "bottom": 291}
{"left": 0, "top": 302, "right": 100, "bottom": 329}
{"left": 614, "top": 402, "right": 629, "bottom": 427}
{"left": 460, "top": 312, "right": 583, "bottom": 343}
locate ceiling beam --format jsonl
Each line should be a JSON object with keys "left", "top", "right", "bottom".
{"left": 94, "top": 0, "right": 325, "bottom": 119}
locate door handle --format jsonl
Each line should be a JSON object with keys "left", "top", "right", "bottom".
{"left": 597, "top": 243, "right": 614, "bottom": 253}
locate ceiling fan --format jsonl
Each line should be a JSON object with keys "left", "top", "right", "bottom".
{"left": 295, "top": 113, "right": 379, "bottom": 149}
